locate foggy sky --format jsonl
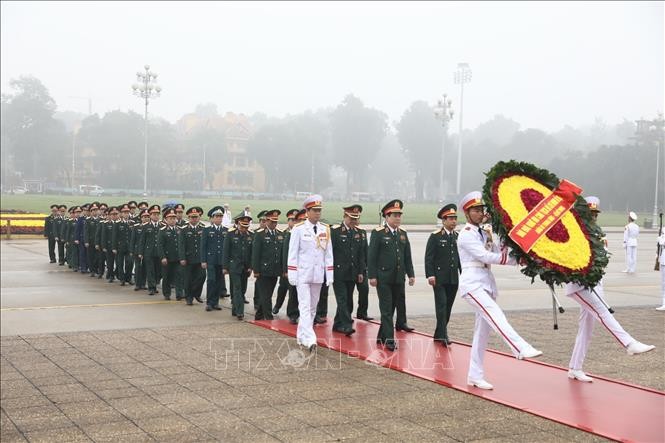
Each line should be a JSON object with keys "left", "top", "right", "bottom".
{"left": 1, "top": 1, "right": 663, "bottom": 132}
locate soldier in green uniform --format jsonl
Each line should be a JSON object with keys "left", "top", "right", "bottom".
{"left": 67, "top": 206, "right": 81, "bottom": 271}
{"left": 173, "top": 203, "right": 186, "bottom": 299}
{"left": 112, "top": 204, "right": 133, "bottom": 286}
{"left": 138, "top": 204, "right": 162, "bottom": 295}
{"left": 350, "top": 213, "right": 373, "bottom": 321}
{"left": 127, "top": 201, "right": 138, "bottom": 222}
{"left": 178, "top": 206, "right": 206, "bottom": 305}
{"left": 85, "top": 203, "right": 101, "bottom": 277}
{"left": 425, "top": 204, "right": 461, "bottom": 346}
{"left": 53, "top": 205, "right": 67, "bottom": 265}
{"left": 132, "top": 209, "right": 150, "bottom": 290}
{"left": 252, "top": 209, "right": 285, "bottom": 320}
{"left": 273, "top": 209, "right": 299, "bottom": 315}
{"left": 251, "top": 210, "right": 267, "bottom": 308}
{"left": 223, "top": 212, "right": 255, "bottom": 319}
{"left": 45, "top": 204, "right": 59, "bottom": 263}
{"left": 330, "top": 205, "right": 367, "bottom": 336}
{"left": 368, "top": 199, "right": 415, "bottom": 351}
{"left": 157, "top": 208, "right": 182, "bottom": 300}
{"left": 100, "top": 206, "right": 118, "bottom": 282}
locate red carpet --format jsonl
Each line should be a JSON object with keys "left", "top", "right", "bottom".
{"left": 251, "top": 318, "right": 665, "bottom": 443}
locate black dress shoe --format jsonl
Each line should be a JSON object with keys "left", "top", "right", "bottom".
{"left": 50, "top": 260, "right": 56, "bottom": 263}
{"left": 134, "top": 287, "right": 141, "bottom": 291}
{"left": 176, "top": 296, "right": 183, "bottom": 301}
{"left": 148, "top": 290, "right": 155, "bottom": 295}
{"left": 385, "top": 341, "right": 397, "bottom": 352}
{"left": 154, "top": 289, "right": 159, "bottom": 294}
{"left": 89, "top": 273, "right": 96, "bottom": 278}
{"left": 444, "top": 338, "right": 452, "bottom": 346}
{"left": 289, "top": 317, "right": 298, "bottom": 325}
{"left": 396, "top": 325, "right": 414, "bottom": 332}
{"left": 58, "top": 262, "right": 65, "bottom": 266}
{"left": 205, "top": 306, "right": 212, "bottom": 312}
{"left": 186, "top": 300, "right": 193, "bottom": 306}
{"left": 272, "top": 307, "right": 279, "bottom": 315}
{"left": 308, "top": 344, "right": 317, "bottom": 353}
{"left": 212, "top": 305, "right": 222, "bottom": 310}
{"left": 237, "top": 315, "right": 244, "bottom": 321}
{"left": 164, "top": 296, "right": 171, "bottom": 301}
{"left": 194, "top": 296, "right": 203, "bottom": 303}
{"left": 357, "top": 315, "right": 374, "bottom": 321}
{"left": 244, "top": 300, "right": 249, "bottom": 304}
{"left": 313, "top": 316, "right": 326, "bottom": 325}
{"left": 98, "top": 274, "right": 103, "bottom": 279}
{"left": 333, "top": 327, "right": 355, "bottom": 337}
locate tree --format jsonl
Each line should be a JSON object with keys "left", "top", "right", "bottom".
{"left": 1, "top": 76, "right": 68, "bottom": 181}
{"left": 330, "top": 95, "right": 387, "bottom": 196}
{"left": 395, "top": 100, "right": 445, "bottom": 201}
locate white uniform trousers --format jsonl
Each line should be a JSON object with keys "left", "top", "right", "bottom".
{"left": 464, "top": 290, "right": 534, "bottom": 381}
{"left": 626, "top": 246, "right": 637, "bottom": 273}
{"left": 568, "top": 287, "right": 634, "bottom": 370}
{"left": 296, "top": 283, "right": 322, "bottom": 347}
{"left": 660, "top": 265, "right": 665, "bottom": 306}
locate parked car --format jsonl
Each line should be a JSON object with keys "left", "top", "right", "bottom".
{"left": 79, "top": 185, "right": 104, "bottom": 196}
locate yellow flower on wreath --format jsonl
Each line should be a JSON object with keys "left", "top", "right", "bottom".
{"left": 496, "top": 175, "right": 592, "bottom": 271}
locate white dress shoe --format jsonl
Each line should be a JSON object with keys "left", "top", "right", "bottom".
{"left": 568, "top": 369, "right": 593, "bottom": 383}
{"left": 626, "top": 341, "right": 655, "bottom": 355}
{"left": 655, "top": 305, "right": 665, "bottom": 311}
{"left": 468, "top": 379, "right": 494, "bottom": 390}
{"left": 517, "top": 347, "right": 543, "bottom": 360}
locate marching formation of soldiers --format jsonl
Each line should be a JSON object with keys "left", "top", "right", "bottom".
{"left": 43, "top": 192, "right": 657, "bottom": 389}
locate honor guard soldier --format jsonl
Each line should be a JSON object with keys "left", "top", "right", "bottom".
{"left": 132, "top": 209, "right": 150, "bottom": 290}
{"left": 178, "top": 207, "right": 206, "bottom": 305}
{"left": 95, "top": 203, "right": 110, "bottom": 280}
{"left": 287, "top": 195, "right": 334, "bottom": 352}
{"left": 202, "top": 206, "right": 227, "bottom": 311}
{"left": 425, "top": 204, "right": 462, "bottom": 346}
{"left": 139, "top": 204, "right": 162, "bottom": 295}
{"left": 53, "top": 205, "right": 67, "bottom": 265}
{"left": 100, "top": 206, "right": 118, "bottom": 282}
{"left": 458, "top": 191, "right": 542, "bottom": 390}
{"left": 112, "top": 204, "right": 133, "bottom": 286}
{"left": 157, "top": 208, "right": 182, "bottom": 300}
{"left": 331, "top": 205, "right": 367, "bottom": 336}
{"left": 223, "top": 212, "right": 255, "bottom": 319}
{"left": 45, "top": 204, "right": 59, "bottom": 263}
{"left": 251, "top": 209, "right": 285, "bottom": 320}
{"left": 566, "top": 196, "right": 654, "bottom": 383}
{"left": 623, "top": 211, "right": 639, "bottom": 274}
{"left": 368, "top": 200, "right": 415, "bottom": 352}
{"left": 273, "top": 209, "right": 300, "bottom": 315}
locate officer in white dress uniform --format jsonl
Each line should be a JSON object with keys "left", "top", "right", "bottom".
{"left": 623, "top": 211, "right": 639, "bottom": 273}
{"left": 287, "top": 195, "right": 334, "bottom": 352}
{"left": 566, "top": 197, "right": 655, "bottom": 383}
{"left": 657, "top": 227, "right": 665, "bottom": 311}
{"left": 458, "top": 191, "right": 542, "bottom": 391}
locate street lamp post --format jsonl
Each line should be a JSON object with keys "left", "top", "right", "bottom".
{"left": 454, "top": 62, "right": 472, "bottom": 196}
{"left": 132, "top": 65, "right": 161, "bottom": 196}
{"left": 433, "top": 94, "right": 454, "bottom": 202}
{"left": 649, "top": 113, "right": 664, "bottom": 229}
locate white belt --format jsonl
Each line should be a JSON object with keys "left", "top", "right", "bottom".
{"left": 462, "top": 261, "right": 489, "bottom": 269}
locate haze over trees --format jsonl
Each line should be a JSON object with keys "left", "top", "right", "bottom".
{"left": 1, "top": 75, "right": 662, "bottom": 213}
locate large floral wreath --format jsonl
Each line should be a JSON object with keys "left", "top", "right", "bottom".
{"left": 482, "top": 161, "right": 608, "bottom": 288}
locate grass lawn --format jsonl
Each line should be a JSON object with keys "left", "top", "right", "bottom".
{"left": 0, "top": 194, "right": 646, "bottom": 227}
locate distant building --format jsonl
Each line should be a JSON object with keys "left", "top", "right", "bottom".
{"left": 176, "top": 112, "right": 265, "bottom": 193}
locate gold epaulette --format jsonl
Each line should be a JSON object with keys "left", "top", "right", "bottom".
{"left": 374, "top": 226, "right": 384, "bottom": 232}
{"left": 330, "top": 224, "right": 339, "bottom": 230}
{"left": 294, "top": 221, "right": 305, "bottom": 227}
{"left": 432, "top": 229, "right": 441, "bottom": 234}
{"left": 228, "top": 227, "right": 236, "bottom": 232}
{"left": 160, "top": 226, "right": 167, "bottom": 230}
{"left": 399, "top": 227, "right": 407, "bottom": 232}
{"left": 255, "top": 228, "right": 265, "bottom": 233}
{"left": 141, "top": 221, "right": 150, "bottom": 226}
{"left": 320, "top": 222, "right": 329, "bottom": 227}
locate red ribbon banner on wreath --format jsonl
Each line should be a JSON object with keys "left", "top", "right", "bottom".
{"left": 508, "top": 179, "right": 583, "bottom": 252}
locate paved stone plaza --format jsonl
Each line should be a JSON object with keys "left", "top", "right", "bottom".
{"left": 2, "top": 235, "right": 663, "bottom": 442}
